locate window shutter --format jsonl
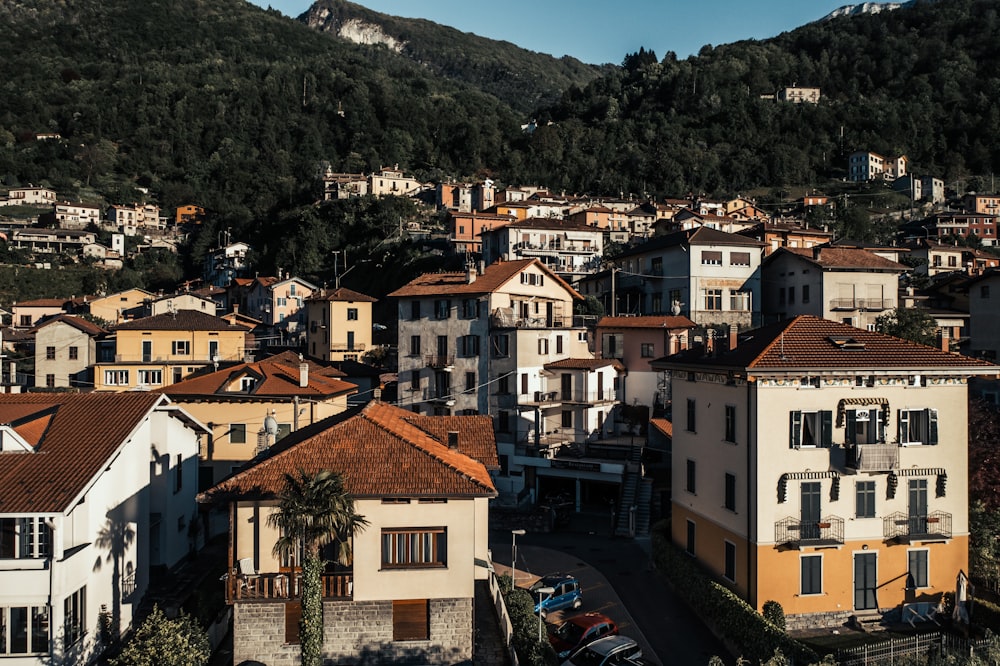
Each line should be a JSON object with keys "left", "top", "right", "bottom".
{"left": 790, "top": 411, "right": 802, "bottom": 449}
{"left": 928, "top": 409, "right": 938, "bottom": 444}
{"left": 873, "top": 409, "right": 884, "bottom": 443}
{"left": 821, "top": 411, "right": 833, "bottom": 448}
{"left": 284, "top": 601, "right": 302, "bottom": 644}
{"left": 898, "top": 410, "right": 909, "bottom": 443}
{"left": 393, "top": 599, "right": 430, "bottom": 641}
{"left": 845, "top": 410, "right": 857, "bottom": 445}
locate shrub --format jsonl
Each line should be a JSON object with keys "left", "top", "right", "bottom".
{"left": 111, "top": 605, "right": 209, "bottom": 666}
{"left": 497, "top": 574, "right": 558, "bottom": 666}
{"left": 763, "top": 600, "right": 787, "bottom": 632}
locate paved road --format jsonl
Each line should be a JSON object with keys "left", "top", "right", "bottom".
{"left": 490, "top": 521, "right": 731, "bottom": 666}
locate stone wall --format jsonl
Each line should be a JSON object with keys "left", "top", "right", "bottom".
{"left": 233, "top": 597, "right": 473, "bottom": 666}
{"left": 785, "top": 608, "right": 856, "bottom": 632}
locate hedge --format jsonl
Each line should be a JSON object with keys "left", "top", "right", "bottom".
{"left": 650, "top": 519, "right": 818, "bottom": 664}
{"left": 498, "top": 574, "right": 559, "bottom": 666}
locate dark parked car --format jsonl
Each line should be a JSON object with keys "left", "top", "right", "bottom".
{"left": 531, "top": 573, "right": 583, "bottom": 619}
{"left": 562, "top": 635, "right": 641, "bottom": 666}
{"left": 548, "top": 612, "right": 619, "bottom": 660}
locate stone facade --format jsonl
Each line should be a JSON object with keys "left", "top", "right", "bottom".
{"left": 233, "top": 597, "right": 473, "bottom": 665}
{"left": 784, "top": 609, "right": 856, "bottom": 632}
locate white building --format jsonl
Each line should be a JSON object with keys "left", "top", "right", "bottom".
{"left": 480, "top": 218, "right": 605, "bottom": 282}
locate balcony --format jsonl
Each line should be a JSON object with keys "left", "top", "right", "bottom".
{"left": 829, "top": 298, "right": 895, "bottom": 311}
{"left": 883, "top": 511, "right": 952, "bottom": 542}
{"left": 845, "top": 443, "right": 899, "bottom": 473}
{"left": 775, "top": 515, "right": 845, "bottom": 548}
{"left": 225, "top": 571, "right": 352, "bottom": 604}
{"left": 329, "top": 342, "right": 366, "bottom": 352}
{"left": 425, "top": 354, "right": 455, "bottom": 369}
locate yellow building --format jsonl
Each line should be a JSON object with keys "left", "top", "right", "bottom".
{"left": 94, "top": 310, "right": 247, "bottom": 391}
{"left": 653, "top": 316, "right": 997, "bottom": 630}
{"left": 305, "top": 287, "right": 378, "bottom": 362}
{"left": 82, "top": 288, "right": 154, "bottom": 324}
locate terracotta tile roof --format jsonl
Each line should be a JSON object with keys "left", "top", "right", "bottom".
{"left": 267, "top": 350, "right": 347, "bottom": 378}
{"left": 305, "top": 287, "right": 377, "bottom": 303}
{"left": 657, "top": 315, "right": 998, "bottom": 372}
{"left": 617, "top": 227, "right": 764, "bottom": 260}
{"left": 14, "top": 298, "right": 71, "bottom": 308}
{"left": 501, "top": 218, "right": 600, "bottom": 232}
{"left": 544, "top": 358, "right": 625, "bottom": 371}
{"left": 113, "top": 310, "right": 247, "bottom": 331}
{"left": 596, "top": 315, "right": 696, "bottom": 330}
{"left": 159, "top": 358, "right": 356, "bottom": 398}
{"left": 29, "top": 314, "right": 106, "bottom": 336}
{"left": 200, "top": 401, "right": 497, "bottom": 501}
{"left": 387, "top": 258, "right": 583, "bottom": 300}
{"left": 649, "top": 418, "right": 672, "bottom": 438}
{"left": 773, "top": 247, "right": 906, "bottom": 271}
{"left": 0, "top": 393, "right": 165, "bottom": 513}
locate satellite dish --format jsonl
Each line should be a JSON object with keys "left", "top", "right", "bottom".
{"left": 263, "top": 414, "right": 279, "bottom": 436}
{"left": 671, "top": 299, "right": 683, "bottom": 316}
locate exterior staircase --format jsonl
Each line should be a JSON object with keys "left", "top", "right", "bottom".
{"left": 615, "top": 445, "right": 653, "bottom": 537}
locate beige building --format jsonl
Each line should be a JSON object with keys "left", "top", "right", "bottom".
{"left": 32, "top": 314, "right": 105, "bottom": 389}
{"left": 654, "top": 316, "right": 996, "bottom": 629}
{"left": 94, "top": 310, "right": 247, "bottom": 391}
{"left": 82, "top": 288, "right": 154, "bottom": 324}
{"left": 305, "top": 287, "right": 378, "bottom": 362}
{"left": 368, "top": 165, "right": 423, "bottom": 197}
{"left": 11, "top": 298, "right": 71, "bottom": 329}
{"left": 1, "top": 186, "right": 56, "bottom": 206}
{"left": 201, "top": 401, "right": 497, "bottom": 666}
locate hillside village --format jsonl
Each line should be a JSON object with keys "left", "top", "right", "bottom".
{"left": 2, "top": 146, "right": 1000, "bottom": 665}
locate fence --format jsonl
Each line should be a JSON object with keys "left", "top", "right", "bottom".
{"left": 487, "top": 565, "right": 520, "bottom": 666}
{"left": 836, "top": 632, "right": 991, "bottom": 665}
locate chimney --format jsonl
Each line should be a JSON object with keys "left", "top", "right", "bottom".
{"left": 447, "top": 431, "right": 459, "bottom": 449}
{"left": 729, "top": 324, "right": 738, "bottom": 352}
{"left": 299, "top": 363, "right": 309, "bottom": 388}
{"left": 232, "top": 303, "right": 239, "bottom": 315}
{"left": 939, "top": 328, "right": 950, "bottom": 353}
{"left": 479, "top": 259, "right": 486, "bottom": 276}
{"left": 465, "top": 262, "right": 476, "bottom": 284}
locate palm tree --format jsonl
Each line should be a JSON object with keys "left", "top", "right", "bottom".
{"left": 267, "top": 468, "right": 368, "bottom": 666}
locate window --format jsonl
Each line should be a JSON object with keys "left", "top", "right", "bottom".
{"left": 64, "top": 586, "right": 86, "bottom": 648}
{"left": 172, "top": 340, "right": 190, "bottom": 355}
{"left": 497, "top": 375, "right": 510, "bottom": 394}
{"left": 465, "top": 372, "right": 476, "bottom": 393}
{"left": 789, "top": 411, "right": 833, "bottom": 448}
{"left": 730, "top": 252, "right": 750, "bottom": 266}
{"left": 173, "top": 454, "right": 183, "bottom": 493}
{"left": 686, "top": 398, "right": 696, "bottom": 432}
{"left": 800, "top": 555, "right": 822, "bottom": 595}
{"left": 410, "top": 370, "right": 421, "bottom": 391}
{"left": 730, "top": 291, "right": 750, "bottom": 311}
{"left": 458, "top": 335, "right": 480, "bottom": 357}
{"left": 846, "top": 409, "right": 885, "bottom": 444}
{"left": 491, "top": 334, "right": 510, "bottom": 358}
{"left": 520, "top": 272, "right": 544, "bottom": 286}
{"left": 104, "top": 370, "right": 129, "bottom": 386}
{"left": 45, "top": 346, "right": 55, "bottom": 360}
{"left": 409, "top": 335, "right": 421, "bottom": 357}
{"left": 137, "top": 369, "right": 162, "bottom": 385}
{"left": 19, "top": 315, "right": 30, "bottom": 327}
{"left": 641, "top": 343, "right": 655, "bottom": 358}
{"left": 724, "top": 542, "right": 736, "bottom": 581}
{"left": 0, "top": 605, "right": 48, "bottom": 654}
{"left": 703, "top": 289, "right": 722, "bottom": 310}
{"left": 462, "top": 299, "right": 478, "bottom": 319}
{"left": 650, "top": 257, "right": 663, "bottom": 275}
{"left": 556, "top": 335, "right": 564, "bottom": 355}
{"left": 497, "top": 410, "right": 510, "bottom": 433}
{"left": 948, "top": 256, "right": 957, "bottom": 267}
{"left": 788, "top": 286, "right": 795, "bottom": 305}
{"left": 277, "top": 297, "right": 287, "bottom": 307}
{"left": 724, "top": 473, "right": 736, "bottom": 511}
{"left": 802, "top": 285, "right": 810, "bottom": 304}
{"left": 240, "top": 376, "right": 257, "bottom": 392}
{"left": 68, "top": 346, "right": 78, "bottom": 360}
{"left": 538, "top": 338, "right": 549, "bottom": 355}
{"left": 434, "top": 299, "right": 451, "bottom": 319}
{"left": 45, "top": 374, "right": 55, "bottom": 388}
{"left": 898, "top": 409, "right": 938, "bottom": 445}
{"left": 393, "top": 599, "right": 429, "bottom": 641}
{"left": 381, "top": 528, "right": 447, "bottom": 568}
{"left": 685, "top": 520, "right": 696, "bottom": 555}
{"left": 701, "top": 251, "right": 722, "bottom": 265}
{"left": 686, "top": 459, "right": 696, "bottom": 494}
{"left": 561, "top": 410, "right": 573, "bottom": 428}
{"left": 856, "top": 480, "right": 876, "bottom": 518}
{"left": 521, "top": 374, "right": 529, "bottom": 395}
{"left": 347, "top": 308, "right": 358, "bottom": 320}
{"left": 410, "top": 300, "right": 421, "bottom": 320}
{"left": 982, "top": 286, "right": 991, "bottom": 299}
{"left": 908, "top": 549, "right": 929, "bottom": 588}
{"left": 229, "top": 423, "right": 247, "bottom": 444}
{"left": 0, "top": 518, "right": 50, "bottom": 559}
{"left": 779, "top": 288, "right": 786, "bottom": 306}
{"left": 725, "top": 405, "right": 737, "bottom": 443}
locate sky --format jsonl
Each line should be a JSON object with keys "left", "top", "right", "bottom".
{"left": 250, "top": 0, "right": 888, "bottom": 65}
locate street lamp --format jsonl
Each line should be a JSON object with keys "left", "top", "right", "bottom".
{"left": 510, "top": 529, "right": 526, "bottom": 586}
{"left": 535, "top": 586, "right": 555, "bottom": 641}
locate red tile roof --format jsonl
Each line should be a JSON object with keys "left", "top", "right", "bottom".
{"left": 387, "top": 259, "right": 583, "bottom": 300}
{"left": 159, "top": 358, "right": 356, "bottom": 398}
{"left": 649, "top": 418, "right": 672, "bottom": 438}
{"left": 114, "top": 310, "right": 247, "bottom": 331}
{"left": 201, "top": 402, "right": 497, "bottom": 501}
{"left": 774, "top": 247, "right": 906, "bottom": 270}
{"left": 30, "top": 314, "right": 106, "bottom": 336}
{"left": 306, "top": 287, "right": 377, "bottom": 303}
{"left": 0, "top": 393, "right": 166, "bottom": 512}
{"left": 14, "top": 298, "right": 71, "bottom": 308}
{"left": 657, "top": 315, "right": 998, "bottom": 372}
{"left": 544, "top": 358, "right": 625, "bottom": 371}
{"left": 596, "top": 315, "right": 696, "bottom": 330}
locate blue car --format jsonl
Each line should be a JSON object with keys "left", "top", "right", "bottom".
{"left": 531, "top": 573, "right": 583, "bottom": 619}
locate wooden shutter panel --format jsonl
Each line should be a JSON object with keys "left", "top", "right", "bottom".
{"left": 845, "top": 410, "right": 857, "bottom": 445}
{"left": 393, "top": 599, "right": 429, "bottom": 641}
{"left": 928, "top": 409, "right": 938, "bottom": 444}
{"left": 821, "top": 411, "right": 833, "bottom": 448}
{"left": 790, "top": 411, "right": 802, "bottom": 449}
{"left": 284, "top": 601, "right": 302, "bottom": 644}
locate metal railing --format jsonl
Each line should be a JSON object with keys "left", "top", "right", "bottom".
{"left": 829, "top": 298, "right": 895, "bottom": 311}
{"left": 883, "top": 511, "right": 952, "bottom": 541}
{"left": 225, "top": 571, "right": 352, "bottom": 603}
{"left": 425, "top": 354, "right": 455, "bottom": 369}
{"left": 846, "top": 443, "right": 899, "bottom": 472}
{"left": 775, "top": 515, "right": 845, "bottom": 546}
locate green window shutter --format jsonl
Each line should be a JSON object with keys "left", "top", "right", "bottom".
{"left": 928, "top": 409, "right": 938, "bottom": 445}
{"left": 845, "top": 410, "right": 857, "bottom": 445}
{"left": 790, "top": 411, "right": 802, "bottom": 449}
{"left": 821, "top": 411, "right": 833, "bottom": 448}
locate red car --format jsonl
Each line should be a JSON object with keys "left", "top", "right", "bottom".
{"left": 547, "top": 612, "right": 619, "bottom": 660}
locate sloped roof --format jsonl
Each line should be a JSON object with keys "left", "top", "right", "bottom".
{"left": 200, "top": 401, "right": 497, "bottom": 501}
{"left": 159, "top": 358, "right": 356, "bottom": 399}
{"left": 656, "top": 315, "right": 998, "bottom": 372}
{"left": 544, "top": 358, "right": 625, "bottom": 371}
{"left": 387, "top": 259, "right": 582, "bottom": 300}
{"left": 113, "top": 310, "right": 246, "bottom": 332}
{"left": 14, "top": 298, "right": 71, "bottom": 308}
{"left": 649, "top": 418, "right": 672, "bottom": 438}
{"left": 768, "top": 247, "right": 906, "bottom": 271}
{"left": 596, "top": 315, "right": 696, "bottom": 330}
{"left": 265, "top": 350, "right": 347, "bottom": 378}
{"left": 0, "top": 393, "right": 166, "bottom": 513}
{"left": 498, "top": 218, "right": 600, "bottom": 232}
{"left": 617, "top": 227, "right": 764, "bottom": 260}
{"left": 306, "top": 287, "right": 377, "bottom": 303}
{"left": 30, "top": 314, "right": 106, "bottom": 336}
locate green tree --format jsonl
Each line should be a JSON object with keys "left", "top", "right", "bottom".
{"left": 111, "top": 605, "right": 209, "bottom": 666}
{"left": 873, "top": 307, "right": 938, "bottom": 346}
{"left": 266, "top": 469, "right": 368, "bottom": 666}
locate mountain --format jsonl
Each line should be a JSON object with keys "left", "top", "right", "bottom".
{"left": 822, "top": 2, "right": 906, "bottom": 20}
{"left": 299, "top": 0, "right": 610, "bottom": 114}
